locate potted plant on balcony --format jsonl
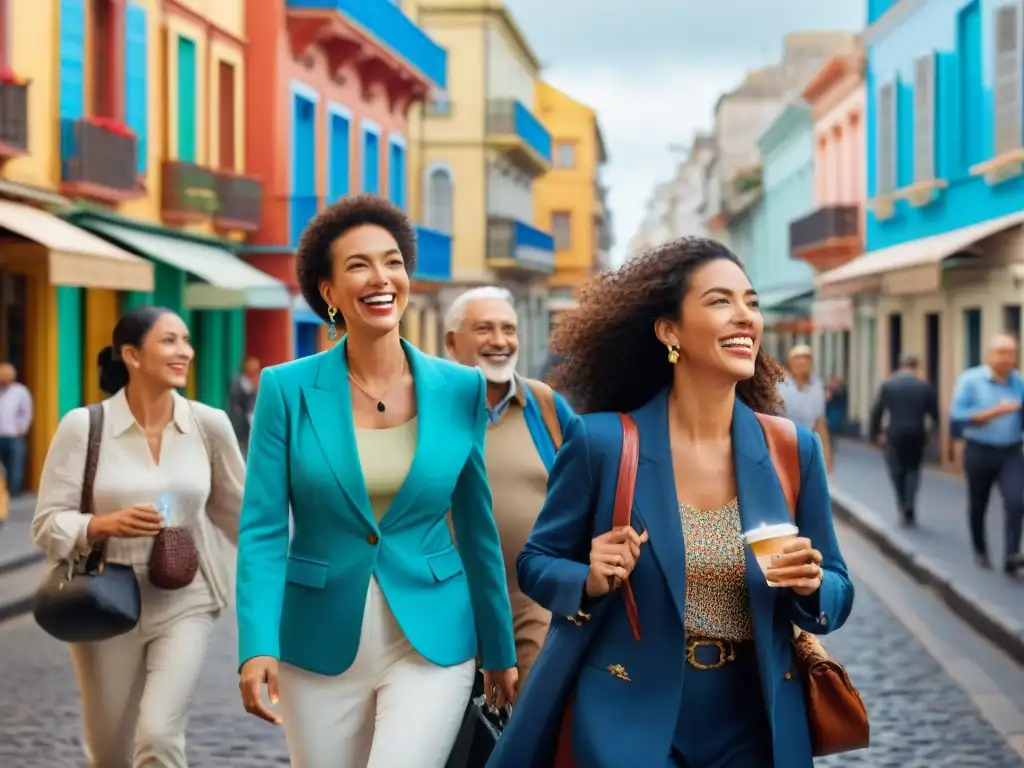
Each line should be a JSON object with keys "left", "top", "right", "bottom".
{"left": 84, "top": 115, "right": 135, "bottom": 138}
{"left": 0, "top": 67, "right": 27, "bottom": 87}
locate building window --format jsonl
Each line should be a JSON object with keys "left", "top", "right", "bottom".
{"left": 328, "top": 108, "right": 351, "bottom": 202}
{"left": 388, "top": 138, "right": 406, "bottom": 210}
{"left": 217, "top": 61, "right": 236, "bottom": 170}
{"left": 177, "top": 36, "right": 198, "bottom": 162}
{"left": 913, "top": 53, "right": 936, "bottom": 182}
{"left": 424, "top": 166, "right": 453, "bottom": 234}
{"left": 552, "top": 212, "right": 572, "bottom": 251}
{"left": 0, "top": 0, "right": 9, "bottom": 66}
{"left": 957, "top": 1, "right": 983, "bottom": 170}
{"left": 362, "top": 125, "right": 380, "bottom": 194}
{"left": 993, "top": 3, "right": 1022, "bottom": 158}
{"left": 888, "top": 312, "right": 902, "bottom": 373}
{"left": 1003, "top": 304, "right": 1021, "bottom": 339}
{"left": 554, "top": 142, "right": 575, "bottom": 169}
{"left": 963, "top": 307, "right": 982, "bottom": 368}
{"left": 876, "top": 81, "right": 896, "bottom": 195}
{"left": 90, "top": 0, "right": 115, "bottom": 117}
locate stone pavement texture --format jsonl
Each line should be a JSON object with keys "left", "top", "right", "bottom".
{"left": 829, "top": 440, "right": 1023, "bottom": 662}
{"left": 0, "top": 574, "right": 1021, "bottom": 767}
{"left": 0, "top": 495, "right": 41, "bottom": 573}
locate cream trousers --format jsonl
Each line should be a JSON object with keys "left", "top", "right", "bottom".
{"left": 279, "top": 578, "right": 476, "bottom": 768}
{"left": 70, "top": 569, "right": 217, "bottom": 768}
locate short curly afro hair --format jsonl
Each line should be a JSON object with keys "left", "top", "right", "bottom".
{"left": 550, "top": 236, "right": 786, "bottom": 415}
{"left": 296, "top": 194, "right": 417, "bottom": 323}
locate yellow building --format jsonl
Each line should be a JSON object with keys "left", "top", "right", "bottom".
{"left": 407, "top": 0, "right": 556, "bottom": 371}
{"left": 534, "top": 81, "right": 611, "bottom": 329}
{"left": 1, "top": 0, "right": 284, "bottom": 489}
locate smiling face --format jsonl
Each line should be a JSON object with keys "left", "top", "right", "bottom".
{"left": 446, "top": 298, "right": 519, "bottom": 383}
{"left": 656, "top": 258, "right": 761, "bottom": 382}
{"left": 319, "top": 224, "right": 410, "bottom": 338}
{"left": 121, "top": 312, "right": 193, "bottom": 390}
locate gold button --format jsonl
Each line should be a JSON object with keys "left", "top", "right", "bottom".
{"left": 785, "top": 672, "right": 792, "bottom": 680}
{"left": 367, "top": 534, "right": 379, "bottom": 545}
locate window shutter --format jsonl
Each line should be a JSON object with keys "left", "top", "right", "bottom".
{"left": 58, "top": 0, "right": 85, "bottom": 119}
{"left": 877, "top": 82, "right": 895, "bottom": 194}
{"left": 125, "top": 3, "right": 148, "bottom": 175}
{"left": 913, "top": 54, "right": 936, "bottom": 181}
{"left": 994, "top": 3, "right": 1023, "bottom": 155}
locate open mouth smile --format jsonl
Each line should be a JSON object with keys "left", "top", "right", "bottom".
{"left": 719, "top": 333, "right": 754, "bottom": 357}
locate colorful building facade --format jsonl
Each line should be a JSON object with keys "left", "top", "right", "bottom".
{"left": 534, "top": 81, "right": 611, "bottom": 329}
{"left": 819, "top": 0, "right": 1024, "bottom": 467}
{"left": 241, "top": 0, "right": 450, "bottom": 363}
{"left": 407, "top": 0, "right": 555, "bottom": 374}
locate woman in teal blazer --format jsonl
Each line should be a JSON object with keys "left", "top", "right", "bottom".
{"left": 236, "top": 196, "right": 517, "bottom": 768}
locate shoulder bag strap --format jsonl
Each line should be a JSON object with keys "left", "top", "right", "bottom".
{"left": 188, "top": 401, "right": 214, "bottom": 464}
{"left": 754, "top": 412, "right": 801, "bottom": 519}
{"left": 615, "top": 413, "right": 641, "bottom": 641}
{"left": 81, "top": 404, "right": 104, "bottom": 518}
{"left": 524, "top": 378, "right": 563, "bottom": 452}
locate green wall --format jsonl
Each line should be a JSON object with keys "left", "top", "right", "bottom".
{"left": 57, "top": 286, "right": 83, "bottom": 417}
{"left": 194, "top": 308, "right": 245, "bottom": 408}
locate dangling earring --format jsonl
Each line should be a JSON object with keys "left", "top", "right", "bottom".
{"left": 667, "top": 344, "right": 679, "bottom": 365}
{"left": 327, "top": 306, "right": 338, "bottom": 341}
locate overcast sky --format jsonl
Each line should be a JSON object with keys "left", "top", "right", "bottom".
{"left": 505, "top": 0, "right": 865, "bottom": 265}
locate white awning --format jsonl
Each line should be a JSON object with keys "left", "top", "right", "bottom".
{"left": 81, "top": 220, "right": 290, "bottom": 309}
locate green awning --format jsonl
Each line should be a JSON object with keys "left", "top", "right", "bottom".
{"left": 758, "top": 285, "right": 814, "bottom": 313}
{"left": 80, "top": 220, "right": 290, "bottom": 310}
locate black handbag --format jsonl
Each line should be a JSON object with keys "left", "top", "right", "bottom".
{"left": 33, "top": 403, "right": 141, "bottom": 643}
{"left": 445, "top": 672, "right": 511, "bottom": 768}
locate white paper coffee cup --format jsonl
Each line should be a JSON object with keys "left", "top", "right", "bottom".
{"left": 743, "top": 522, "right": 799, "bottom": 586}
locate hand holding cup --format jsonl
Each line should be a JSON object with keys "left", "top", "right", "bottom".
{"left": 763, "top": 537, "right": 823, "bottom": 596}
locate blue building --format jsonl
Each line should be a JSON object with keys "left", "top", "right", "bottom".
{"left": 817, "top": 0, "right": 1024, "bottom": 466}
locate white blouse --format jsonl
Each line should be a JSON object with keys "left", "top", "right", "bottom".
{"left": 31, "top": 389, "right": 244, "bottom": 610}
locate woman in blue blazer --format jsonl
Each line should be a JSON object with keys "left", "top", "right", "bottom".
{"left": 488, "top": 238, "right": 854, "bottom": 768}
{"left": 236, "top": 195, "right": 517, "bottom": 768}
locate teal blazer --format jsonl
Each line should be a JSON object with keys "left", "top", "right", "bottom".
{"left": 236, "top": 337, "right": 516, "bottom": 676}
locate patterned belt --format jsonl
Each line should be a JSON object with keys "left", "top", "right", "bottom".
{"left": 685, "top": 637, "right": 748, "bottom": 670}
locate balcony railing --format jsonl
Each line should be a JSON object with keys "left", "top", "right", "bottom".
{"left": 487, "top": 216, "right": 555, "bottom": 273}
{"left": 60, "top": 118, "right": 140, "bottom": 201}
{"left": 214, "top": 171, "right": 263, "bottom": 231}
{"left": 413, "top": 225, "right": 451, "bottom": 281}
{"left": 789, "top": 205, "right": 860, "bottom": 256}
{"left": 162, "top": 160, "right": 216, "bottom": 224}
{"left": 486, "top": 100, "right": 552, "bottom": 168}
{"left": 0, "top": 82, "right": 29, "bottom": 159}
{"left": 285, "top": 0, "right": 446, "bottom": 88}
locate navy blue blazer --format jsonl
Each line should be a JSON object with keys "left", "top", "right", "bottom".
{"left": 486, "top": 390, "right": 854, "bottom": 768}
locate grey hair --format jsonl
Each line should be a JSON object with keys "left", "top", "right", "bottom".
{"left": 443, "top": 286, "right": 517, "bottom": 334}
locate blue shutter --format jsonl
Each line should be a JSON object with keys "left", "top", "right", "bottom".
{"left": 59, "top": 0, "right": 85, "bottom": 119}
{"left": 177, "top": 37, "right": 198, "bottom": 162}
{"left": 363, "top": 130, "right": 380, "bottom": 194}
{"left": 388, "top": 141, "right": 406, "bottom": 209}
{"left": 329, "top": 113, "right": 351, "bottom": 201}
{"left": 125, "top": 3, "right": 148, "bottom": 174}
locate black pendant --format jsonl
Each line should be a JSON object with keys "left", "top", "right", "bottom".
{"left": 376, "top": 401, "right": 386, "bottom": 413}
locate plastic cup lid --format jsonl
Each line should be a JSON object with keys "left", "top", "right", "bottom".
{"left": 742, "top": 522, "right": 799, "bottom": 544}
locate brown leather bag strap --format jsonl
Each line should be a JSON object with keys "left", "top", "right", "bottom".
{"left": 525, "top": 378, "right": 563, "bottom": 452}
{"left": 80, "top": 404, "right": 104, "bottom": 518}
{"left": 755, "top": 412, "right": 801, "bottom": 518}
{"left": 615, "top": 413, "right": 641, "bottom": 641}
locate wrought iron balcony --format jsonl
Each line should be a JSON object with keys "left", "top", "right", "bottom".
{"left": 789, "top": 205, "right": 860, "bottom": 257}
{"left": 214, "top": 171, "right": 263, "bottom": 232}
{"left": 161, "top": 160, "right": 216, "bottom": 224}
{"left": 0, "top": 82, "right": 29, "bottom": 160}
{"left": 486, "top": 216, "right": 555, "bottom": 273}
{"left": 485, "top": 100, "right": 552, "bottom": 175}
{"left": 413, "top": 225, "right": 451, "bottom": 282}
{"left": 60, "top": 118, "right": 141, "bottom": 202}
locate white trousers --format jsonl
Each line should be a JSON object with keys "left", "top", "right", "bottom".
{"left": 279, "top": 578, "right": 475, "bottom": 768}
{"left": 71, "top": 607, "right": 215, "bottom": 767}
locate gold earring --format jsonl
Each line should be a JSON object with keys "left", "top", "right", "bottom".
{"left": 667, "top": 345, "right": 679, "bottom": 365}
{"left": 327, "top": 306, "right": 338, "bottom": 341}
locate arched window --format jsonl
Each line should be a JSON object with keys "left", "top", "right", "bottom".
{"left": 424, "top": 166, "right": 454, "bottom": 234}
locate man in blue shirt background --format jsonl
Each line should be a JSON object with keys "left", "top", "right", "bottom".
{"left": 950, "top": 333, "right": 1024, "bottom": 575}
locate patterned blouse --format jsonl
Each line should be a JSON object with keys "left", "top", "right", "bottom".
{"left": 680, "top": 498, "right": 754, "bottom": 641}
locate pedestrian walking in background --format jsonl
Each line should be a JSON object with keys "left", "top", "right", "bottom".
{"left": 825, "top": 374, "right": 849, "bottom": 445}
{"left": 444, "top": 286, "right": 573, "bottom": 686}
{"left": 235, "top": 195, "right": 516, "bottom": 768}
{"left": 30, "top": 305, "right": 244, "bottom": 767}
{"left": 869, "top": 355, "right": 938, "bottom": 527}
{"left": 0, "top": 361, "right": 33, "bottom": 498}
{"left": 227, "top": 355, "right": 261, "bottom": 457}
{"left": 950, "top": 333, "right": 1024, "bottom": 575}
{"left": 777, "top": 345, "right": 832, "bottom": 472}
{"left": 489, "top": 238, "right": 854, "bottom": 768}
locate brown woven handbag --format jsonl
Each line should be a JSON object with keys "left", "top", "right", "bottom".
{"left": 148, "top": 526, "right": 199, "bottom": 590}
{"left": 756, "top": 413, "right": 870, "bottom": 756}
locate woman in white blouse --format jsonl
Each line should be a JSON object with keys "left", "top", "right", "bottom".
{"left": 31, "top": 305, "right": 244, "bottom": 768}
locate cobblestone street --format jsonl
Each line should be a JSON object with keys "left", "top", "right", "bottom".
{"left": 0, "top": 559, "right": 1020, "bottom": 768}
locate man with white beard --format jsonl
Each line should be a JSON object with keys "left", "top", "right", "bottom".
{"left": 444, "top": 286, "right": 573, "bottom": 685}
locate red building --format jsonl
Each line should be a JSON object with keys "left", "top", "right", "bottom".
{"left": 242, "top": 0, "right": 448, "bottom": 364}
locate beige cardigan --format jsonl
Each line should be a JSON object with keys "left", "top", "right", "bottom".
{"left": 31, "top": 389, "right": 244, "bottom": 610}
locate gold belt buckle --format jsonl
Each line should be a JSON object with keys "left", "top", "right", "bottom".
{"left": 685, "top": 639, "right": 735, "bottom": 670}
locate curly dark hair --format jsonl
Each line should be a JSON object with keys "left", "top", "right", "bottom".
{"left": 550, "top": 236, "right": 786, "bottom": 415}
{"left": 296, "top": 194, "right": 417, "bottom": 322}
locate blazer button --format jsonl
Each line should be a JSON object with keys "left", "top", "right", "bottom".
{"left": 785, "top": 672, "right": 793, "bottom": 680}
{"left": 367, "top": 534, "right": 379, "bottom": 545}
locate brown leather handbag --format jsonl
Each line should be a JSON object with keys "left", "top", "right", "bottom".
{"left": 554, "top": 413, "right": 640, "bottom": 767}
{"left": 757, "top": 412, "right": 870, "bottom": 756}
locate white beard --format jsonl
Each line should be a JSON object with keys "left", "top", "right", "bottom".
{"left": 476, "top": 351, "right": 518, "bottom": 383}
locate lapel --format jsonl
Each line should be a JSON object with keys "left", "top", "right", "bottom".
{"left": 630, "top": 389, "right": 688, "bottom": 626}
